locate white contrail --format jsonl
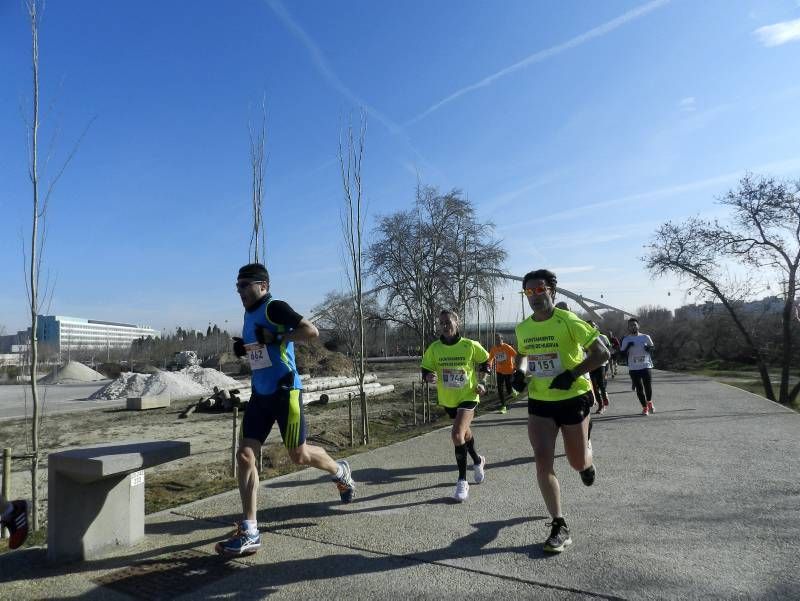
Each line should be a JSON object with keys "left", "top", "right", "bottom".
{"left": 502, "top": 156, "right": 800, "bottom": 230}
{"left": 265, "top": 0, "right": 401, "bottom": 134}
{"left": 265, "top": 0, "right": 448, "bottom": 181}
{"left": 406, "top": 0, "right": 671, "bottom": 126}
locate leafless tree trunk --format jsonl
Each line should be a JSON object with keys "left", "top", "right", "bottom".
{"left": 249, "top": 96, "right": 267, "bottom": 264}
{"left": 23, "top": 0, "right": 93, "bottom": 530}
{"left": 338, "top": 111, "right": 369, "bottom": 444}
{"left": 25, "top": 0, "right": 43, "bottom": 532}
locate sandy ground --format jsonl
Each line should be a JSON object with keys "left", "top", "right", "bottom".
{"left": 0, "top": 363, "right": 423, "bottom": 520}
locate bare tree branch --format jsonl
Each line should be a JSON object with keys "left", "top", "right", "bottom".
{"left": 248, "top": 95, "right": 268, "bottom": 264}
{"left": 645, "top": 174, "right": 800, "bottom": 404}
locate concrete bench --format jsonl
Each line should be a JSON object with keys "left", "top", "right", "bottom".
{"left": 126, "top": 393, "right": 170, "bottom": 410}
{"left": 47, "top": 440, "right": 190, "bottom": 562}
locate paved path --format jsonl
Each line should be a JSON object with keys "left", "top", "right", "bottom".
{"left": 0, "top": 382, "right": 119, "bottom": 421}
{"left": 1, "top": 370, "right": 798, "bottom": 600}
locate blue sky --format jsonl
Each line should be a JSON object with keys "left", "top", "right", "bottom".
{"left": 2, "top": 0, "right": 800, "bottom": 335}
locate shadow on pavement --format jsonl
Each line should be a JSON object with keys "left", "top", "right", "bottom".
{"left": 47, "top": 515, "right": 614, "bottom": 601}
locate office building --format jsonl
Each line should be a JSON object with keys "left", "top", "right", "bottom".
{"left": 36, "top": 315, "right": 160, "bottom": 355}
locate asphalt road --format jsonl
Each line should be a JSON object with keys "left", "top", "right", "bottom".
{"left": 1, "top": 369, "right": 798, "bottom": 600}
{"left": 0, "top": 382, "right": 121, "bottom": 420}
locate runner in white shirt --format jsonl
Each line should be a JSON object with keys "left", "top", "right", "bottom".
{"left": 620, "top": 318, "right": 655, "bottom": 415}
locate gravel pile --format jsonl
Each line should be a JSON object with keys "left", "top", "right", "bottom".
{"left": 90, "top": 367, "right": 240, "bottom": 400}
{"left": 39, "top": 361, "right": 106, "bottom": 384}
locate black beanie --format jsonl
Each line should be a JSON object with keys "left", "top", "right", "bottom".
{"left": 238, "top": 263, "right": 269, "bottom": 282}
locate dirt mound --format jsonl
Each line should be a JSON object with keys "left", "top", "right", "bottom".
{"left": 295, "top": 340, "right": 352, "bottom": 377}
{"left": 39, "top": 361, "right": 106, "bottom": 384}
{"left": 89, "top": 366, "right": 240, "bottom": 400}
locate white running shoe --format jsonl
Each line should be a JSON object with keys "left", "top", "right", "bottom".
{"left": 452, "top": 479, "right": 469, "bottom": 502}
{"left": 473, "top": 456, "right": 486, "bottom": 484}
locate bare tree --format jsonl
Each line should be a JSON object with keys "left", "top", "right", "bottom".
{"left": 368, "top": 186, "right": 506, "bottom": 348}
{"left": 338, "top": 112, "right": 369, "bottom": 444}
{"left": 249, "top": 96, "right": 267, "bottom": 264}
{"left": 22, "top": 0, "right": 93, "bottom": 530}
{"left": 312, "top": 291, "right": 380, "bottom": 356}
{"left": 645, "top": 174, "right": 800, "bottom": 404}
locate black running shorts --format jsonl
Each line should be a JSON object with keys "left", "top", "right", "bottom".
{"left": 527, "top": 393, "right": 593, "bottom": 426}
{"left": 444, "top": 400, "right": 479, "bottom": 419}
{"left": 242, "top": 388, "right": 307, "bottom": 449}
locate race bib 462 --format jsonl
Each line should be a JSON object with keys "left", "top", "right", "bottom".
{"left": 245, "top": 343, "right": 272, "bottom": 370}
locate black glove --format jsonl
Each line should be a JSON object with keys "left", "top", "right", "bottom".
{"left": 549, "top": 370, "right": 577, "bottom": 390}
{"left": 644, "top": 344, "right": 654, "bottom": 353}
{"left": 232, "top": 337, "right": 246, "bottom": 358}
{"left": 511, "top": 369, "right": 527, "bottom": 393}
{"left": 255, "top": 326, "right": 283, "bottom": 345}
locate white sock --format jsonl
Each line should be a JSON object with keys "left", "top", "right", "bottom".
{"left": 335, "top": 463, "right": 344, "bottom": 479}
{"left": 242, "top": 519, "right": 258, "bottom": 535}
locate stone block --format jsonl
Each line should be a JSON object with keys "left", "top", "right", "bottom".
{"left": 126, "top": 394, "right": 170, "bottom": 410}
{"left": 47, "top": 440, "right": 190, "bottom": 563}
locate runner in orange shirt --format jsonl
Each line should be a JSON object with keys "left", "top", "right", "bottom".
{"left": 488, "top": 333, "right": 518, "bottom": 414}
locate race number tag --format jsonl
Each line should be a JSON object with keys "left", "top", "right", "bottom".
{"left": 495, "top": 352, "right": 507, "bottom": 363}
{"left": 629, "top": 355, "right": 648, "bottom": 369}
{"left": 245, "top": 343, "right": 272, "bottom": 370}
{"left": 130, "top": 470, "right": 144, "bottom": 487}
{"left": 527, "top": 353, "right": 562, "bottom": 378}
{"left": 442, "top": 368, "right": 467, "bottom": 388}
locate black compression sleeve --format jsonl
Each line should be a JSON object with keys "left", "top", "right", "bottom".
{"left": 266, "top": 300, "right": 303, "bottom": 329}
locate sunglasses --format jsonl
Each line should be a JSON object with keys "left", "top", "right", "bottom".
{"left": 236, "top": 280, "right": 265, "bottom": 291}
{"left": 523, "top": 285, "right": 549, "bottom": 297}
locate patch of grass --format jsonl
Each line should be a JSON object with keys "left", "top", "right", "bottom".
{"left": 144, "top": 460, "right": 241, "bottom": 514}
{"left": 0, "top": 524, "right": 46, "bottom": 553}
{"left": 721, "top": 380, "right": 770, "bottom": 397}
{"left": 143, "top": 410, "right": 453, "bottom": 516}
{"left": 687, "top": 373, "right": 800, "bottom": 413}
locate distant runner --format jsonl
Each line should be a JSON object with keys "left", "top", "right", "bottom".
{"left": 422, "top": 309, "right": 490, "bottom": 502}
{"left": 512, "top": 269, "right": 609, "bottom": 553}
{"left": 0, "top": 496, "right": 28, "bottom": 550}
{"left": 217, "top": 263, "right": 356, "bottom": 557}
{"left": 620, "top": 318, "right": 656, "bottom": 415}
{"left": 587, "top": 321, "right": 611, "bottom": 414}
{"left": 607, "top": 331, "right": 621, "bottom": 378}
{"left": 488, "top": 333, "right": 518, "bottom": 414}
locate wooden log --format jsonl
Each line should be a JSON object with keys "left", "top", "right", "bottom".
{"left": 317, "top": 384, "right": 394, "bottom": 404}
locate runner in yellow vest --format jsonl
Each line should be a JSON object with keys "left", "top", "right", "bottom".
{"left": 511, "top": 269, "right": 609, "bottom": 553}
{"left": 421, "top": 309, "right": 490, "bottom": 502}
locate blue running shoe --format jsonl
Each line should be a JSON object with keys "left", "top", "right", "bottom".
{"left": 216, "top": 523, "right": 261, "bottom": 556}
{"left": 333, "top": 459, "right": 356, "bottom": 503}
{"left": 2, "top": 500, "right": 29, "bottom": 550}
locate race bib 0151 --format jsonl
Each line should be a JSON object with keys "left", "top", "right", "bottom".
{"left": 527, "top": 353, "right": 562, "bottom": 378}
